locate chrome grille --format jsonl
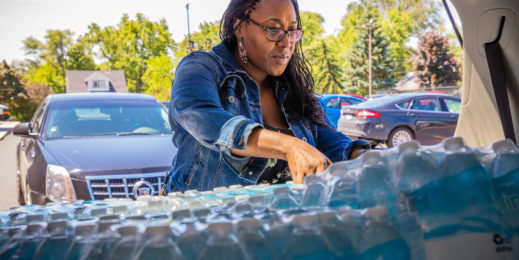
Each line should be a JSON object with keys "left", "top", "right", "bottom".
{"left": 85, "top": 172, "right": 167, "bottom": 200}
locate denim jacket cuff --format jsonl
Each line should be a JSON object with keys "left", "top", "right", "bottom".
{"left": 344, "top": 139, "right": 372, "bottom": 160}
{"left": 215, "top": 115, "right": 262, "bottom": 152}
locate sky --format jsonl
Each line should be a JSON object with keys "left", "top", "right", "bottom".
{"left": 0, "top": 0, "right": 457, "bottom": 63}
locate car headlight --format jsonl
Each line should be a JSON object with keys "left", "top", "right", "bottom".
{"left": 46, "top": 164, "right": 77, "bottom": 202}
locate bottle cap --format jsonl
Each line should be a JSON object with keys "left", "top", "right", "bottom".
{"left": 117, "top": 225, "right": 138, "bottom": 236}
{"left": 98, "top": 220, "right": 120, "bottom": 232}
{"left": 443, "top": 137, "right": 465, "bottom": 152}
{"left": 208, "top": 221, "right": 233, "bottom": 234}
{"left": 362, "top": 150, "right": 382, "bottom": 166}
{"left": 75, "top": 224, "right": 96, "bottom": 236}
{"left": 8, "top": 226, "right": 25, "bottom": 237}
{"left": 172, "top": 209, "right": 191, "bottom": 220}
{"left": 364, "top": 206, "right": 389, "bottom": 223}
{"left": 99, "top": 215, "right": 120, "bottom": 221}
{"left": 398, "top": 140, "right": 420, "bottom": 153}
{"left": 233, "top": 203, "right": 253, "bottom": 214}
{"left": 111, "top": 205, "right": 129, "bottom": 214}
{"left": 247, "top": 194, "right": 265, "bottom": 204}
{"left": 167, "top": 191, "right": 183, "bottom": 198}
{"left": 221, "top": 197, "right": 236, "bottom": 205}
{"left": 291, "top": 214, "right": 316, "bottom": 227}
{"left": 492, "top": 139, "right": 517, "bottom": 154}
{"left": 237, "top": 218, "right": 261, "bottom": 231}
{"left": 26, "top": 224, "right": 45, "bottom": 235}
{"left": 47, "top": 220, "right": 68, "bottom": 232}
{"left": 90, "top": 208, "right": 108, "bottom": 217}
{"left": 191, "top": 208, "right": 211, "bottom": 219}
{"left": 316, "top": 211, "right": 338, "bottom": 224}
{"left": 125, "top": 215, "right": 146, "bottom": 221}
{"left": 145, "top": 225, "right": 173, "bottom": 237}
{"left": 229, "top": 184, "right": 243, "bottom": 189}
{"left": 188, "top": 201, "right": 202, "bottom": 209}
{"left": 49, "top": 212, "right": 69, "bottom": 221}
{"left": 26, "top": 214, "right": 45, "bottom": 223}
{"left": 184, "top": 190, "right": 198, "bottom": 195}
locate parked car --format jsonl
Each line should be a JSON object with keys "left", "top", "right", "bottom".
{"left": 0, "top": 104, "right": 10, "bottom": 121}
{"left": 317, "top": 94, "right": 365, "bottom": 128}
{"left": 13, "top": 93, "right": 177, "bottom": 205}
{"left": 161, "top": 101, "right": 169, "bottom": 111}
{"left": 337, "top": 93, "right": 461, "bottom": 147}
{"left": 364, "top": 94, "right": 388, "bottom": 100}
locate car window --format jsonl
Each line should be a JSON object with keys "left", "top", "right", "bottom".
{"left": 326, "top": 97, "right": 341, "bottom": 109}
{"left": 45, "top": 100, "right": 171, "bottom": 138}
{"left": 443, "top": 98, "right": 461, "bottom": 113}
{"left": 410, "top": 97, "right": 441, "bottom": 111}
{"left": 396, "top": 101, "right": 410, "bottom": 109}
{"left": 31, "top": 101, "right": 48, "bottom": 133}
{"left": 341, "top": 97, "right": 363, "bottom": 107}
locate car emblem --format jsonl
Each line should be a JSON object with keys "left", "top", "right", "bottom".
{"left": 133, "top": 181, "right": 155, "bottom": 198}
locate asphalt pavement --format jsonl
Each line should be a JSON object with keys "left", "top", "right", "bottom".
{"left": 0, "top": 121, "right": 21, "bottom": 210}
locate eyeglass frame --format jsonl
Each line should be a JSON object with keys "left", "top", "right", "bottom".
{"left": 244, "top": 16, "right": 304, "bottom": 43}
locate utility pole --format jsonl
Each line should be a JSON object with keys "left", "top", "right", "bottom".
{"left": 363, "top": 19, "right": 374, "bottom": 96}
{"left": 186, "top": 3, "right": 192, "bottom": 52}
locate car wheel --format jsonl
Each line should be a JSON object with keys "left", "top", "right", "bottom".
{"left": 17, "top": 174, "right": 25, "bottom": 206}
{"left": 388, "top": 127, "right": 414, "bottom": 148}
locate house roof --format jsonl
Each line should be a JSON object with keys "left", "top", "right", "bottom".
{"left": 66, "top": 70, "right": 127, "bottom": 93}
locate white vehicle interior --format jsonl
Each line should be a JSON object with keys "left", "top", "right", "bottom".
{"left": 451, "top": 0, "right": 518, "bottom": 147}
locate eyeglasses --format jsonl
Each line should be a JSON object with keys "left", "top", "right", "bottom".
{"left": 247, "top": 17, "right": 304, "bottom": 43}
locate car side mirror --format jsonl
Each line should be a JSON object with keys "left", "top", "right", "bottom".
{"left": 12, "top": 123, "right": 38, "bottom": 138}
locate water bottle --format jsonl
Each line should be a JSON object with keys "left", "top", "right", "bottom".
{"left": 135, "top": 225, "right": 183, "bottom": 259}
{"left": 328, "top": 171, "right": 358, "bottom": 209}
{"left": 12, "top": 223, "right": 46, "bottom": 260}
{"left": 175, "top": 221, "right": 206, "bottom": 260}
{"left": 34, "top": 220, "right": 71, "bottom": 260}
{"left": 271, "top": 187, "right": 298, "bottom": 210}
{"left": 394, "top": 141, "right": 437, "bottom": 260}
{"left": 236, "top": 218, "right": 276, "bottom": 260}
{"left": 336, "top": 207, "right": 362, "bottom": 250}
{"left": 281, "top": 214, "right": 335, "bottom": 260}
{"left": 491, "top": 139, "right": 519, "bottom": 257}
{"left": 65, "top": 223, "right": 97, "bottom": 260}
{"left": 417, "top": 137, "right": 511, "bottom": 259}
{"left": 0, "top": 226, "right": 26, "bottom": 260}
{"left": 315, "top": 211, "right": 355, "bottom": 259}
{"left": 198, "top": 222, "right": 246, "bottom": 260}
{"left": 262, "top": 211, "right": 293, "bottom": 254}
{"left": 301, "top": 175, "right": 328, "bottom": 208}
{"left": 85, "top": 220, "right": 120, "bottom": 259}
{"left": 108, "top": 225, "right": 140, "bottom": 260}
{"left": 357, "top": 151, "right": 396, "bottom": 217}
{"left": 357, "top": 207, "right": 410, "bottom": 260}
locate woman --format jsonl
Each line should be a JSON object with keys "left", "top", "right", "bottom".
{"left": 164, "top": 0, "right": 370, "bottom": 193}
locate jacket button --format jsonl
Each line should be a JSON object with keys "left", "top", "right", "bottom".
{"left": 248, "top": 171, "right": 253, "bottom": 175}
{"left": 228, "top": 96, "right": 235, "bottom": 103}
{"left": 302, "top": 137, "right": 308, "bottom": 142}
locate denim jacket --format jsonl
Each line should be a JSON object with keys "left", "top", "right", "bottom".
{"left": 165, "top": 42, "right": 370, "bottom": 193}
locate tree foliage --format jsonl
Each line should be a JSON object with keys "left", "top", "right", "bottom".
{"left": 87, "top": 13, "right": 176, "bottom": 93}
{"left": 176, "top": 21, "right": 220, "bottom": 58}
{"left": 413, "top": 31, "right": 461, "bottom": 88}
{"left": 142, "top": 56, "right": 176, "bottom": 101}
{"left": 343, "top": 10, "right": 395, "bottom": 95}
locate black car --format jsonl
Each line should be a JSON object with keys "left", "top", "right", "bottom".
{"left": 337, "top": 93, "right": 461, "bottom": 147}
{"left": 0, "top": 104, "right": 10, "bottom": 121}
{"left": 13, "top": 93, "right": 177, "bottom": 205}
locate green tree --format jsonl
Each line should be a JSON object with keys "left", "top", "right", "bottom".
{"left": 0, "top": 61, "right": 26, "bottom": 104}
{"left": 413, "top": 31, "right": 461, "bottom": 88}
{"left": 176, "top": 21, "right": 220, "bottom": 58}
{"left": 142, "top": 56, "right": 176, "bottom": 101}
{"left": 343, "top": 11, "right": 395, "bottom": 95}
{"left": 88, "top": 13, "right": 176, "bottom": 93}
{"left": 25, "top": 63, "right": 65, "bottom": 93}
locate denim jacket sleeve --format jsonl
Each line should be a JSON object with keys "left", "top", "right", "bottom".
{"left": 170, "top": 53, "right": 261, "bottom": 152}
{"left": 314, "top": 115, "right": 371, "bottom": 162}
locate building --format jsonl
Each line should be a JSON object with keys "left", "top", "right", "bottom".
{"left": 66, "top": 70, "right": 127, "bottom": 93}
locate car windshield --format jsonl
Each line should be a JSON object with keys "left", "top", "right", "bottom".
{"left": 351, "top": 95, "right": 405, "bottom": 108}
{"left": 44, "top": 100, "right": 171, "bottom": 138}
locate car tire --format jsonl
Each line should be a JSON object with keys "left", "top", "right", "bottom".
{"left": 387, "top": 127, "right": 414, "bottom": 148}
{"left": 17, "top": 174, "right": 25, "bottom": 206}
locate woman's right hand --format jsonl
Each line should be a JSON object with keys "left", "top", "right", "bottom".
{"left": 284, "top": 137, "right": 332, "bottom": 184}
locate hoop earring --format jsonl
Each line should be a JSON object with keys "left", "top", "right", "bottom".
{"left": 238, "top": 37, "right": 248, "bottom": 64}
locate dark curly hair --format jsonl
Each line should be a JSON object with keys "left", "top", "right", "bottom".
{"left": 219, "top": 0, "right": 326, "bottom": 126}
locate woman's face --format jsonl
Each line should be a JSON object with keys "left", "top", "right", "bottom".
{"left": 236, "top": 0, "right": 298, "bottom": 79}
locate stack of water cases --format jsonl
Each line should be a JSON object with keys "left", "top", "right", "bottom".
{"left": 0, "top": 137, "right": 517, "bottom": 260}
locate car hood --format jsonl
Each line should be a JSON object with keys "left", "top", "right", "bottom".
{"left": 43, "top": 135, "right": 176, "bottom": 177}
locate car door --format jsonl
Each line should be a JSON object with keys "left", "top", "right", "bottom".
{"left": 439, "top": 97, "right": 461, "bottom": 137}
{"left": 18, "top": 100, "right": 48, "bottom": 200}
{"left": 324, "top": 96, "right": 342, "bottom": 128}
{"left": 408, "top": 96, "right": 454, "bottom": 145}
